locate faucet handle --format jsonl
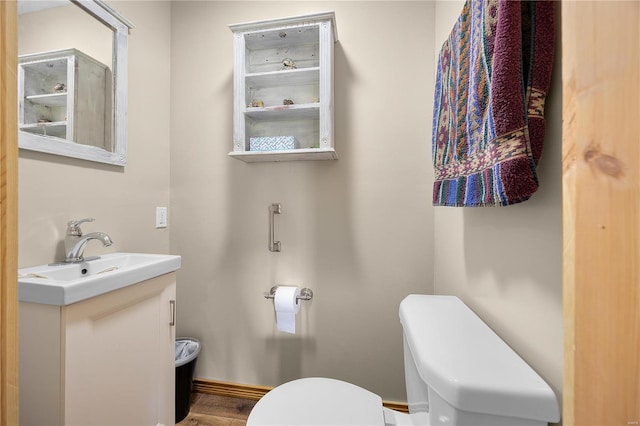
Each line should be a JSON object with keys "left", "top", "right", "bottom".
{"left": 66, "top": 218, "right": 94, "bottom": 235}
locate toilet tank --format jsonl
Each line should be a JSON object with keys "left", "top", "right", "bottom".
{"left": 399, "top": 295, "right": 560, "bottom": 426}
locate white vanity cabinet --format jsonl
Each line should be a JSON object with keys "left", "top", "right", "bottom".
{"left": 229, "top": 12, "right": 338, "bottom": 162}
{"left": 19, "top": 272, "right": 176, "bottom": 426}
{"left": 18, "top": 48, "right": 109, "bottom": 150}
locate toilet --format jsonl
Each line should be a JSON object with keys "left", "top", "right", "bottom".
{"left": 247, "top": 295, "right": 560, "bottom": 426}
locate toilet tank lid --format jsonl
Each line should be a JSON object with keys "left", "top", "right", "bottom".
{"left": 399, "top": 295, "right": 560, "bottom": 423}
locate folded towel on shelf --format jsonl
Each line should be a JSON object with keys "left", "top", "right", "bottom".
{"left": 432, "top": 0, "right": 555, "bottom": 206}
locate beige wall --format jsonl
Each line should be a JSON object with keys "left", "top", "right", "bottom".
{"left": 170, "top": 1, "right": 435, "bottom": 400}
{"left": 432, "top": 0, "right": 564, "bottom": 408}
{"left": 18, "top": 4, "right": 112, "bottom": 66}
{"left": 18, "top": 1, "right": 172, "bottom": 267}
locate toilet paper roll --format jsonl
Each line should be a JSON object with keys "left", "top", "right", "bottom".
{"left": 274, "top": 286, "right": 301, "bottom": 334}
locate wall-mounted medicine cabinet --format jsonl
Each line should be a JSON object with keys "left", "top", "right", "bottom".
{"left": 229, "top": 12, "right": 338, "bottom": 162}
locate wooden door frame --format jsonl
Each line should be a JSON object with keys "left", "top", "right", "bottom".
{"left": 0, "top": 1, "right": 19, "bottom": 424}
{"left": 562, "top": 1, "right": 639, "bottom": 425}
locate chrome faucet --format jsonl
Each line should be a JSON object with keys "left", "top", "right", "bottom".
{"left": 64, "top": 218, "right": 113, "bottom": 263}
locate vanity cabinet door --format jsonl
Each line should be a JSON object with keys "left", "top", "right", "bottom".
{"left": 62, "top": 272, "right": 176, "bottom": 425}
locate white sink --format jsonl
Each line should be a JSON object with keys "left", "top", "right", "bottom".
{"left": 18, "top": 252, "right": 181, "bottom": 306}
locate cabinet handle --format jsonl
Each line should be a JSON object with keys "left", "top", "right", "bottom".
{"left": 169, "top": 300, "right": 176, "bottom": 326}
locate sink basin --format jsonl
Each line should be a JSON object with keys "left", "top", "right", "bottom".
{"left": 18, "top": 252, "right": 181, "bottom": 306}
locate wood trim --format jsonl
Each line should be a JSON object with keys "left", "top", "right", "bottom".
{"left": 562, "top": 2, "right": 640, "bottom": 425}
{"left": 193, "top": 378, "right": 272, "bottom": 401}
{"left": 193, "top": 378, "right": 409, "bottom": 413}
{"left": 381, "top": 401, "right": 410, "bottom": 414}
{"left": 0, "top": 1, "right": 19, "bottom": 424}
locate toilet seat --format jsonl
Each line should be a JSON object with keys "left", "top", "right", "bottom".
{"left": 246, "top": 377, "right": 386, "bottom": 426}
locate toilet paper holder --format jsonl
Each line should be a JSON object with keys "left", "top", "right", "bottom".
{"left": 264, "top": 286, "right": 313, "bottom": 303}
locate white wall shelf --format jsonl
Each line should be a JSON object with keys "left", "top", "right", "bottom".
{"left": 229, "top": 147, "right": 337, "bottom": 162}
{"left": 246, "top": 67, "right": 320, "bottom": 88}
{"left": 18, "top": 48, "right": 109, "bottom": 151}
{"left": 229, "top": 12, "right": 337, "bottom": 162}
{"left": 245, "top": 103, "right": 320, "bottom": 120}
{"left": 25, "top": 92, "right": 68, "bottom": 106}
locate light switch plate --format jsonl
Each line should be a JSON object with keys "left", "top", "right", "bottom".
{"left": 156, "top": 207, "right": 168, "bottom": 228}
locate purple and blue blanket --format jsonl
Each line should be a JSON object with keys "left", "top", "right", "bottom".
{"left": 432, "top": 0, "right": 555, "bottom": 206}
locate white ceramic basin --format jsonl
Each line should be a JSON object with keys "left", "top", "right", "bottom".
{"left": 18, "top": 252, "right": 181, "bottom": 306}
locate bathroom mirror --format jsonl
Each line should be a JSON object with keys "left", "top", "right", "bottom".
{"left": 17, "top": 0, "right": 133, "bottom": 166}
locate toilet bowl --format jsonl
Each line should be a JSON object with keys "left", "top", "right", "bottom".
{"left": 246, "top": 377, "right": 387, "bottom": 425}
{"left": 247, "top": 295, "right": 560, "bottom": 426}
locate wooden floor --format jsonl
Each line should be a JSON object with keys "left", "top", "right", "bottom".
{"left": 178, "top": 393, "right": 257, "bottom": 426}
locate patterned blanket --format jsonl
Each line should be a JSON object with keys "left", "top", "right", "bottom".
{"left": 432, "top": 0, "right": 555, "bottom": 206}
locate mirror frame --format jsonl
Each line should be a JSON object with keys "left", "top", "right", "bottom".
{"left": 18, "top": 0, "right": 133, "bottom": 166}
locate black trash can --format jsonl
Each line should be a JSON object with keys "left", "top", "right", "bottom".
{"left": 175, "top": 337, "right": 201, "bottom": 423}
